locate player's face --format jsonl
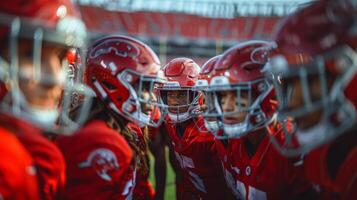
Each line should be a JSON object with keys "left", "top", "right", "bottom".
{"left": 218, "top": 90, "right": 250, "bottom": 124}
{"left": 166, "top": 90, "right": 190, "bottom": 113}
{"left": 136, "top": 82, "right": 158, "bottom": 115}
{"left": 17, "top": 40, "right": 66, "bottom": 110}
{"left": 283, "top": 75, "right": 324, "bottom": 130}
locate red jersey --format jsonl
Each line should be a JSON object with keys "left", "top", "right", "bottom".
{"left": 164, "top": 118, "right": 228, "bottom": 200}
{"left": 57, "top": 119, "right": 135, "bottom": 200}
{"left": 303, "top": 129, "right": 357, "bottom": 200}
{"left": 212, "top": 137, "right": 239, "bottom": 198}
{"left": 0, "top": 127, "right": 39, "bottom": 200}
{"left": 132, "top": 179, "right": 155, "bottom": 200}
{"left": 0, "top": 114, "right": 65, "bottom": 200}
{"left": 224, "top": 128, "right": 311, "bottom": 200}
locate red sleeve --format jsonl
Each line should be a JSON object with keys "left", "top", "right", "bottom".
{"left": 0, "top": 128, "right": 40, "bottom": 200}
{"left": 57, "top": 120, "right": 133, "bottom": 200}
{"left": 272, "top": 128, "right": 316, "bottom": 198}
{"left": 132, "top": 179, "right": 155, "bottom": 200}
{"left": 17, "top": 131, "right": 66, "bottom": 200}
{"left": 337, "top": 147, "right": 357, "bottom": 200}
{"left": 281, "top": 151, "right": 316, "bottom": 198}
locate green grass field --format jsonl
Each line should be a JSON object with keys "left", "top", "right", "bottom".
{"left": 148, "top": 147, "right": 176, "bottom": 200}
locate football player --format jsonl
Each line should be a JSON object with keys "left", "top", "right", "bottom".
{"left": 0, "top": 128, "right": 39, "bottom": 200}
{"left": 195, "top": 55, "right": 238, "bottom": 198}
{"left": 57, "top": 35, "right": 166, "bottom": 199}
{"left": 204, "top": 41, "right": 316, "bottom": 199}
{"left": 0, "top": 0, "right": 89, "bottom": 199}
{"left": 266, "top": 0, "right": 357, "bottom": 198}
{"left": 158, "top": 57, "right": 229, "bottom": 200}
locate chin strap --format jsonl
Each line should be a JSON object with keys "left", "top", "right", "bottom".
{"left": 168, "top": 112, "right": 190, "bottom": 123}
{"left": 223, "top": 122, "right": 248, "bottom": 138}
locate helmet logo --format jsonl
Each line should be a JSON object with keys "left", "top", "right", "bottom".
{"left": 78, "top": 148, "right": 119, "bottom": 181}
{"left": 89, "top": 39, "right": 140, "bottom": 60}
{"left": 251, "top": 47, "right": 271, "bottom": 65}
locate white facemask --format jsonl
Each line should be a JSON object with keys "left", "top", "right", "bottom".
{"left": 204, "top": 120, "right": 219, "bottom": 132}
{"left": 130, "top": 110, "right": 151, "bottom": 128}
{"left": 168, "top": 112, "right": 190, "bottom": 123}
{"left": 295, "top": 123, "right": 327, "bottom": 148}
{"left": 223, "top": 122, "right": 248, "bottom": 138}
{"left": 22, "top": 106, "right": 59, "bottom": 128}
{"left": 10, "top": 89, "right": 59, "bottom": 129}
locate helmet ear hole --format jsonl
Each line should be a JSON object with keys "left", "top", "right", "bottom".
{"left": 102, "top": 81, "right": 117, "bottom": 91}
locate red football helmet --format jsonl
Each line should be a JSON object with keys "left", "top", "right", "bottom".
{"left": 85, "top": 35, "right": 165, "bottom": 127}
{"left": 158, "top": 57, "right": 201, "bottom": 123}
{"left": 194, "top": 55, "right": 222, "bottom": 132}
{"left": 206, "top": 40, "right": 277, "bottom": 139}
{"left": 0, "top": 0, "right": 91, "bottom": 133}
{"left": 198, "top": 55, "right": 222, "bottom": 86}
{"left": 265, "top": 0, "right": 357, "bottom": 155}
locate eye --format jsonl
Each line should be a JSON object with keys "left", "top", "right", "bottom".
{"left": 166, "top": 92, "right": 173, "bottom": 98}
{"left": 179, "top": 93, "right": 185, "bottom": 98}
{"left": 239, "top": 100, "right": 248, "bottom": 108}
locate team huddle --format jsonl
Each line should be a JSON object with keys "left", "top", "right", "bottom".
{"left": 0, "top": 0, "right": 356, "bottom": 199}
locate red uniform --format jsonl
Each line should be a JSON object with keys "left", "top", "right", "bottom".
{"left": 0, "top": 127, "right": 39, "bottom": 200}
{"left": 212, "top": 137, "right": 239, "bottom": 198}
{"left": 303, "top": 129, "right": 357, "bottom": 200}
{"left": 57, "top": 119, "right": 134, "bottom": 200}
{"left": 165, "top": 118, "right": 228, "bottom": 200}
{"left": 0, "top": 114, "right": 65, "bottom": 200}
{"left": 221, "top": 128, "right": 312, "bottom": 200}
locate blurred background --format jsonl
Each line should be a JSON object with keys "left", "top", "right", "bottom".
{"left": 72, "top": 0, "right": 313, "bottom": 198}
{"left": 73, "top": 0, "right": 312, "bottom": 65}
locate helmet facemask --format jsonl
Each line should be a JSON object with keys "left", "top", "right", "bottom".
{"left": 117, "top": 69, "right": 167, "bottom": 128}
{"left": 205, "top": 76, "right": 272, "bottom": 139}
{"left": 267, "top": 45, "right": 357, "bottom": 156}
{"left": 192, "top": 81, "right": 221, "bottom": 133}
{"left": 0, "top": 14, "right": 93, "bottom": 134}
{"left": 159, "top": 84, "right": 200, "bottom": 123}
